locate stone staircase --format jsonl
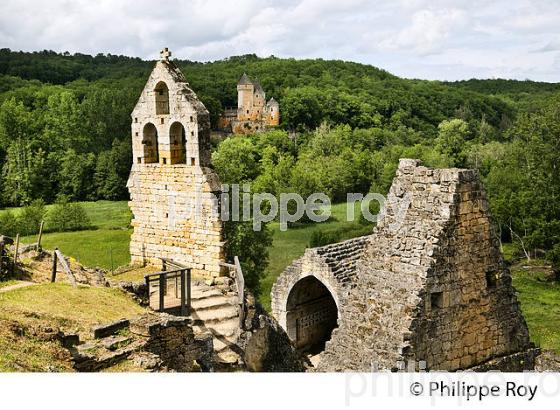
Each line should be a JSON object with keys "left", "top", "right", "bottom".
{"left": 189, "top": 281, "right": 243, "bottom": 367}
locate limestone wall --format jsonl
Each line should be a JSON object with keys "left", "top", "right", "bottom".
{"left": 315, "top": 159, "right": 531, "bottom": 371}
{"left": 127, "top": 164, "right": 223, "bottom": 277}
{"left": 271, "top": 236, "right": 369, "bottom": 344}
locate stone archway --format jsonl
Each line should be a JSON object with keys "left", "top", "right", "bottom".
{"left": 142, "top": 123, "right": 159, "bottom": 163}
{"left": 285, "top": 276, "right": 338, "bottom": 353}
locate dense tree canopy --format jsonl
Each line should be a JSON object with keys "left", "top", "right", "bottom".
{"left": 0, "top": 48, "right": 559, "bottom": 265}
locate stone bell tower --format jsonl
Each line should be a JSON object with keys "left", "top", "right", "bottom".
{"left": 127, "top": 48, "right": 224, "bottom": 278}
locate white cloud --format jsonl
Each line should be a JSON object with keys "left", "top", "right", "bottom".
{"left": 0, "top": 0, "right": 559, "bottom": 81}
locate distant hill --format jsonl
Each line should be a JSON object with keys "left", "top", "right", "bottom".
{"left": 0, "top": 48, "right": 558, "bottom": 135}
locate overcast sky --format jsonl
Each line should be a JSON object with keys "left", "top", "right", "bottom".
{"left": 1, "top": 0, "right": 559, "bottom": 82}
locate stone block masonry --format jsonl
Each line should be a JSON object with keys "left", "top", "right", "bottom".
{"left": 128, "top": 49, "right": 225, "bottom": 278}
{"left": 272, "top": 159, "right": 534, "bottom": 371}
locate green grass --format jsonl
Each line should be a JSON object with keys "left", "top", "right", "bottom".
{"left": 511, "top": 260, "right": 560, "bottom": 354}
{"left": 0, "top": 283, "right": 146, "bottom": 327}
{"left": 24, "top": 229, "right": 132, "bottom": 271}
{"left": 7, "top": 200, "right": 134, "bottom": 271}
{"left": 0, "top": 282, "right": 146, "bottom": 372}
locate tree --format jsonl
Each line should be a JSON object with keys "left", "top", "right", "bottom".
{"left": 436, "top": 118, "right": 470, "bottom": 166}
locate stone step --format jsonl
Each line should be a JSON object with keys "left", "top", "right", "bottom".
{"left": 190, "top": 294, "right": 237, "bottom": 310}
{"left": 190, "top": 288, "right": 224, "bottom": 300}
{"left": 190, "top": 304, "right": 239, "bottom": 323}
{"left": 216, "top": 349, "right": 241, "bottom": 365}
{"left": 193, "top": 321, "right": 239, "bottom": 338}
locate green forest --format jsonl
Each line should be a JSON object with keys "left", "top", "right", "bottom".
{"left": 0, "top": 48, "right": 560, "bottom": 275}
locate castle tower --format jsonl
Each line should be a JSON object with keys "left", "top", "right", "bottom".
{"left": 237, "top": 73, "right": 254, "bottom": 121}
{"left": 127, "top": 48, "right": 224, "bottom": 277}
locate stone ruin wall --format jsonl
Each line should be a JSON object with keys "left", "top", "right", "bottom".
{"left": 271, "top": 236, "right": 368, "bottom": 350}
{"left": 128, "top": 58, "right": 224, "bottom": 278}
{"left": 316, "top": 159, "right": 531, "bottom": 371}
{"left": 271, "top": 159, "right": 533, "bottom": 371}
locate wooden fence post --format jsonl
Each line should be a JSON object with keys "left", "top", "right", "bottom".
{"left": 11, "top": 234, "right": 20, "bottom": 275}
{"left": 0, "top": 241, "right": 4, "bottom": 277}
{"left": 37, "top": 220, "right": 44, "bottom": 252}
{"left": 51, "top": 248, "right": 58, "bottom": 283}
{"left": 186, "top": 268, "right": 191, "bottom": 316}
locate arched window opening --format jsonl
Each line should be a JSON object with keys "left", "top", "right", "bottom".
{"left": 286, "top": 276, "right": 338, "bottom": 353}
{"left": 155, "top": 81, "right": 170, "bottom": 115}
{"left": 169, "top": 122, "right": 187, "bottom": 164}
{"left": 142, "top": 123, "right": 159, "bottom": 164}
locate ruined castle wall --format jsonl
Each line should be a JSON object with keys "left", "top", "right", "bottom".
{"left": 314, "top": 159, "right": 531, "bottom": 371}
{"left": 409, "top": 169, "right": 530, "bottom": 370}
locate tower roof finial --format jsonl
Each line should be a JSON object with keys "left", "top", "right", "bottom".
{"left": 160, "top": 47, "right": 172, "bottom": 61}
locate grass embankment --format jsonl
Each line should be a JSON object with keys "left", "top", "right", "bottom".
{"left": 0, "top": 283, "right": 146, "bottom": 371}
{"left": 510, "top": 260, "right": 560, "bottom": 354}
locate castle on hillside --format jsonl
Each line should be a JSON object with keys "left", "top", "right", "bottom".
{"left": 218, "top": 73, "right": 280, "bottom": 134}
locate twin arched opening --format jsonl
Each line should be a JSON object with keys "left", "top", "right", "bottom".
{"left": 142, "top": 122, "right": 188, "bottom": 165}
{"left": 286, "top": 276, "right": 338, "bottom": 353}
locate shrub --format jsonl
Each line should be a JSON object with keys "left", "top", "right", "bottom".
{"left": 309, "top": 230, "right": 341, "bottom": 247}
{"left": 47, "top": 199, "right": 91, "bottom": 232}
{"left": 0, "top": 210, "right": 19, "bottom": 237}
{"left": 19, "top": 199, "right": 47, "bottom": 235}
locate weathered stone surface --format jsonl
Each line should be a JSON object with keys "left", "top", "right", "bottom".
{"left": 71, "top": 312, "right": 213, "bottom": 372}
{"left": 91, "top": 319, "right": 130, "bottom": 339}
{"left": 128, "top": 49, "right": 224, "bottom": 278}
{"left": 238, "top": 294, "right": 305, "bottom": 372}
{"left": 467, "top": 348, "right": 540, "bottom": 372}
{"left": 272, "top": 159, "right": 535, "bottom": 372}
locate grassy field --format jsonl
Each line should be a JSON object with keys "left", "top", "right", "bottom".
{"left": 7, "top": 201, "right": 134, "bottom": 270}
{"left": 511, "top": 261, "right": 560, "bottom": 353}
{"left": 4, "top": 200, "right": 370, "bottom": 305}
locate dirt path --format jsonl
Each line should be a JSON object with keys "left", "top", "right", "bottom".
{"left": 0, "top": 281, "right": 37, "bottom": 293}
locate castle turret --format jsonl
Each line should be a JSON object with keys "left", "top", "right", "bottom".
{"left": 266, "top": 97, "right": 280, "bottom": 126}
{"left": 237, "top": 73, "right": 254, "bottom": 120}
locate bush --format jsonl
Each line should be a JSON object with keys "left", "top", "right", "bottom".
{"left": 19, "top": 199, "right": 47, "bottom": 235}
{"left": 309, "top": 230, "right": 342, "bottom": 247}
{"left": 223, "top": 220, "right": 273, "bottom": 295}
{"left": 0, "top": 210, "right": 19, "bottom": 237}
{"left": 47, "top": 199, "right": 91, "bottom": 232}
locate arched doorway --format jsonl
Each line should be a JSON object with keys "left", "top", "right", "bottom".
{"left": 142, "top": 123, "right": 159, "bottom": 163}
{"left": 169, "top": 122, "right": 186, "bottom": 164}
{"left": 154, "top": 81, "right": 169, "bottom": 115}
{"left": 286, "top": 276, "right": 338, "bottom": 353}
